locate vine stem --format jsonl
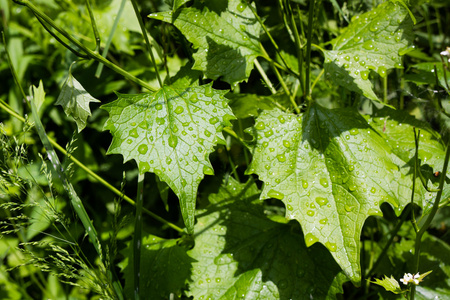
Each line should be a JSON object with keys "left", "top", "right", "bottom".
{"left": 410, "top": 130, "right": 450, "bottom": 300}
{"left": 130, "top": 0, "right": 163, "bottom": 87}
{"left": 305, "top": 0, "right": 315, "bottom": 100}
{"left": 133, "top": 173, "right": 145, "bottom": 300}
{"left": 12, "top": 0, "right": 156, "bottom": 92}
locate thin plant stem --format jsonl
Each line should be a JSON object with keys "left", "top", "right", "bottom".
{"left": 95, "top": 0, "right": 127, "bottom": 78}
{"left": 130, "top": 0, "right": 163, "bottom": 87}
{"left": 133, "top": 173, "right": 145, "bottom": 300}
{"left": 305, "top": 0, "right": 315, "bottom": 100}
{"left": 254, "top": 58, "right": 277, "bottom": 94}
{"left": 85, "top": 0, "right": 100, "bottom": 52}
{"left": 410, "top": 132, "right": 450, "bottom": 300}
{"left": 383, "top": 75, "right": 388, "bottom": 103}
{"left": 286, "top": 0, "right": 305, "bottom": 96}
{"left": 12, "top": 0, "right": 155, "bottom": 91}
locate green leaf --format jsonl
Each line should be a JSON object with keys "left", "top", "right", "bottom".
{"left": 369, "top": 275, "right": 404, "bottom": 294}
{"left": 121, "top": 235, "right": 194, "bottom": 299}
{"left": 365, "top": 106, "right": 449, "bottom": 213}
{"left": 149, "top": 0, "right": 263, "bottom": 85}
{"left": 323, "top": 0, "right": 414, "bottom": 100}
{"left": 404, "top": 62, "right": 450, "bottom": 93}
{"left": 246, "top": 104, "right": 435, "bottom": 284}
{"left": 55, "top": 69, "right": 100, "bottom": 133}
{"left": 187, "top": 178, "right": 348, "bottom": 299}
{"left": 31, "top": 80, "right": 45, "bottom": 115}
{"left": 101, "top": 83, "right": 235, "bottom": 233}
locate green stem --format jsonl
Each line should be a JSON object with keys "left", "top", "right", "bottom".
{"left": 305, "top": 0, "right": 315, "bottom": 100}
{"left": 95, "top": 0, "right": 127, "bottom": 78}
{"left": 133, "top": 173, "right": 145, "bottom": 300}
{"left": 287, "top": 1, "right": 305, "bottom": 98}
{"left": 12, "top": 0, "right": 155, "bottom": 91}
{"left": 383, "top": 75, "right": 388, "bottom": 104}
{"left": 410, "top": 135, "right": 450, "bottom": 300}
{"left": 130, "top": 0, "right": 163, "bottom": 87}
{"left": 85, "top": 0, "right": 100, "bottom": 52}
{"left": 254, "top": 58, "right": 277, "bottom": 94}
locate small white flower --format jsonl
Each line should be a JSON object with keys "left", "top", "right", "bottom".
{"left": 440, "top": 50, "right": 449, "bottom": 56}
{"left": 400, "top": 272, "right": 422, "bottom": 285}
{"left": 400, "top": 273, "right": 413, "bottom": 285}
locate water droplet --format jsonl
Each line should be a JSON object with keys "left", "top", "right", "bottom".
{"left": 127, "top": 139, "right": 132, "bottom": 144}
{"left": 209, "top": 117, "right": 219, "bottom": 124}
{"left": 325, "top": 242, "right": 337, "bottom": 252}
{"left": 264, "top": 129, "right": 274, "bottom": 137}
{"left": 215, "top": 278, "right": 221, "bottom": 283}
{"left": 155, "top": 103, "right": 163, "bottom": 110}
{"left": 349, "top": 184, "right": 357, "bottom": 192}
{"left": 268, "top": 189, "right": 284, "bottom": 200}
{"left": 168, "top": 135, "right": 178, "bottom": 148}
{"left": 363, "top": 40, "right": 374, "bottom": 50}
{"left": 203, "top": 165, "right": 214, "bottom": 175}
{"left": 181, "top": 178, "right": 187, "bottom": 187}
{"left": 360, "top": 70, "right": 369, "bottom": 80}
{"left": 166, "top": 157, "right": 172, "bottom": 165}
{"left": 236, "top": 1, "right": 247, "bottom": 12}
{"left": 286, "top": 204, "right": 293, "bottom": 211}
{"left": 307, "top": 210, "right": 315, "bottom": 217}
{"left": 319, "top": 218, "right": 328, "bottom": 225}
{"left": 354, "top": 55, "right": 360, "bottom": 62}
{"left": 319, "top": 178, "right": 328, "bottom": 188}
{"left": 370, "top": 187, "right": 376, "bottom": 194}
{"left": 378, "top": 66, "right": 387, "bottom": 78}
{"left": 128, "top": 128, "right": 139, "bottom": 138}
{"left": 156, "top": 117, "right": 165, "bottom": 125}
{"left": 278, "top": 115, "right": 285, "bottom": 123}
{"left": 316, "top": 197, "right": 328, "bottom": 206}
{"left": 138, "top": 144, "right": 148, "bottom": 154}
{"left": 305, "top": 233, "right": 319, "bottom": 247}
{"left": 344, "top": 55, "right": 351, "bottom": 61}
{"left": 139, "top": 161, "right": 150, "bottom": 173}
{"left": 283, "top": 140, "right": 291, "bottom": 148}
{"left": 348, "top": 164, "right": 354, "bottom": 171}
{"left": 255, "top": 122, "right": 265, "bottom": 130}
{"left": 189, "top": 94, "right": 199, "bottom": 103}
{"left": 302, "top": 180, "right": 308, "bottom": 189}
{"left": 276, "top": 154, "right": 286, "bottom": 162}
{"left": 174, "top": 106, "right": 184, "bottom": 114}
{"left": 204, "top": 130, "right": 211, "bottom": 137}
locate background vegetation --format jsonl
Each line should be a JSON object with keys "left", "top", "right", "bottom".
{"left": 1, "top": 0, "right": 449, "bottom": 299}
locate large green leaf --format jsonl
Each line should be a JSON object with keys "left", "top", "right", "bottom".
{"left": 148, "top": 0, "right": 263, "bottom": 85}
{"left": 187, "top": 178, "right": 348, "bottom": 299}
{"left": 323, "top": 0, "right": 414, "bottom": 100}
{"left": 247, "top": 104, "right": 436, "bottom": 284}
{"left": 101, "top": 83, "right": 235, "bottom": 233}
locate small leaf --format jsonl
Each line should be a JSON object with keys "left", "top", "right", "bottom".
{"left": 31, "top": 80, "right": 45, "bottom": 114}
{"left": 404, "top": 62, "right": 450, "bottom": 93}
{"left": 323, "top": 0, "right": 414, "bottom": 100}
{"left": 149, "top": 0, "right": 263, "bottom": 85}
{"left": 369, "top": 275, "right": 404, "bottom": 294}
{"left": 101, "top": 83, "right": 235, "bottom": 233}
{"left": 56, "top": 69, "right": 100, "bottom": 133}
{"left": 187, "top": 178, "right": 348, "bottom": 299}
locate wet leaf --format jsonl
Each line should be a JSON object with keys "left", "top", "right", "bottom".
{"left": 101, "top": 83, "right": 235, "bottom": 233}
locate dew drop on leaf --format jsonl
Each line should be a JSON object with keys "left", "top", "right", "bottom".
{"left": 127, "top": 139, "right": 132, "bottom": 144}
{"left": 276, "top": 154, "right": 286, "bottom": 162}
{"left": 264, "top": 129, "right": 274, "bottom": 137}
{"left": 129, "top": 128, "right": 139, "bottom": 138}
{"left": 278, "top": 115, "right": 285, "bottom": 123}
{"left": 302, "top": 180, "right": 308, "bottom": 189}
{"left": 378, "top": 66, "right": 387, "bottom": 77}
{"left": 268, "top": 189, "right": 284, "bottom": 200}
{"left": 319, "top": 178, "right": 329, "bottom": 188}
{"left": 316, "top": 197, "right": 328, "bottom": 206}
{"left": 307, "top": 210, "right": 315, "bottom": 217}
{"left": 203, "top": 165, "right": 214, "bottom": 175}
{"left": 255, "top": 121, "right": 265, "bottom": 130}
{"left": 155, "top": 103, "right": 163, "bottom": 110}
{"left": 209, "top": 117, "right": 219, "bottom": 124}
{"left": 325, "top": 242, "right": 337, "bottom": 252}
{"left": 156, "top": 117, "right": 165, "bottom": 125}
{"left": 360, "top": 70, "right": 369, "bottom": 80}
{"left": 168, "top": 135, "right": 178, "bottom": 148}
{"left": 286, "top": 204, "right": 293, "bottom": 211}
{"left": 166, "top": 157, "right": 172, "bottom": 165}
{"left": 236, "top": 1, "right": 247, "bottom": 12}
{"left": 305, "top": 233, "right": 319, "bottom": 247}
{"left": 319, "top": 218, "right": 328, "bottom": 224}
{"left": 283, "top": 140, "right": 290, "bottom": 148}
{"left": 138, "top": 144, "right": 148, "bottom": 155}
{"left": 370, "top": 187, "right": 376, "bottom": 193}
{"left": 174, "top": 106, "right": 184, "bottom": 114}
{"left": 139, "top": 161, "right": 150, "bottom": 173}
